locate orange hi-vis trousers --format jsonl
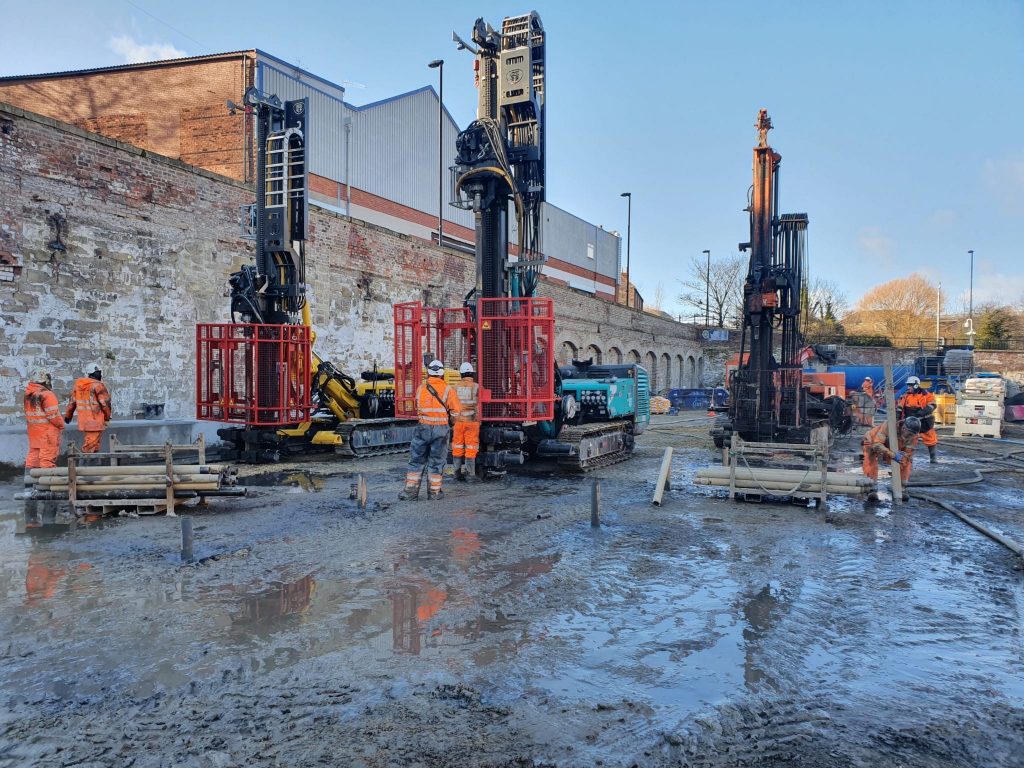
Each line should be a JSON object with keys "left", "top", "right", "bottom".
{"left": 452, "top": 421, "right": 480, "bottom": 459}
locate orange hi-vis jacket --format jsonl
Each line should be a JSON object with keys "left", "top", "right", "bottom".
{"left": 65, "top": 377, "right": 112, "bottom": 432}
{"left": 25, "top": 382, "right": 66, "bottom": 432}
{"left": 415, "top": 376, "right": 461, "bottom": 426}
{"left": 898, "top": 389, "right": 936, "bottom": 417}
{"left": 455, "top": 378, "right": 479, "bottom": 422}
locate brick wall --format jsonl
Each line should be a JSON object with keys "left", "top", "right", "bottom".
{"left": 0, "top": 101, "right": 707, "bottom": 427}
{"left": 0, "top": 54, "right": 254, "bottom": 180}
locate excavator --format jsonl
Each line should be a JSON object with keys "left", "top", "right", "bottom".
{"left": 394, "top": 12, "right": 651, "bottom": 474}
{"left": 197, "top": 86, "right": 435, "bottom": 461}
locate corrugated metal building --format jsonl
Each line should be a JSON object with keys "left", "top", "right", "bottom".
{"left": 0, "top": 49, "right": 622, "bottom": 301}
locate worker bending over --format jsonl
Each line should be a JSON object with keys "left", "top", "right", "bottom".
{"left": 399, "top": 359, "right": 461, "bottom": 501}
{"left": 898, "top": 376, "right": 938, "bottom": 463}
{"left": 24, "top": 370, "right": 66, "bottom": 472}
{"left": 862, "top": 416, "right": 921, "bottom": 502}
{"left": 452, "top": 362, "right": 481, "bottom": 482}
{"left": 65, "top": 363, "right": 112, "bottom": 453}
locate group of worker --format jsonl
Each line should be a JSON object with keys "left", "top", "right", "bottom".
{"left": 23, "top": 364, "right": 112, "bottom": 470}
{"left": 399, "top": 359, "right": 480, "bottom": 501}
{"left": 860, "top": 374, "right": 940, "bottom": 501}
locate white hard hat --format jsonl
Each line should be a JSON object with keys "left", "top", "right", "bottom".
{"left": 906, "top": 376, "right": 921, "bottom": 386}
{"left": 85, "top": 362, "right": 102, "bottom": 376}
{"left": 459, "top": 362, "right": 475, "bottom": 375}
{"left": 863, "top": 376, "right": 872, "bottom": 381}
{"left": 427, "top": 359, "right": 444, "bottom": 375}
{"left": 33, "top": 370, "right": 52, "bottom": 384}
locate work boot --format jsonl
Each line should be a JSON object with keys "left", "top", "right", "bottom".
{"left": 398, "top": 483, "right": 420, "bottom": 501}
{"left": 866, "top": 491, "right": 880, "bottom": 503}
{"left": 465, "top": 457, "right": 481, "bottom": 483}
{"left": 428, "top": 488, "right": 444, "bottom": 501}
{"left": 901, "top": 492, "right": 910, "bottom": 502}
{"left": 453, "top": 457, "right": 465, "bottom": 482}
{"left": 928, "top": 445, "right": 937, "bottom": 463}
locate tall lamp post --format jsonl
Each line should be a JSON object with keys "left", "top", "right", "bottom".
{"left": 702, "top": 249, "right": 711, "bottom": 326}
{"left": 967, "top": 249, "right": 975, "bottom": 343}
{"left": 620, "top": 192, "right": 632, "bottom": 308}
{"left": 428, "top": 59, "right": 444, "bottom": 248}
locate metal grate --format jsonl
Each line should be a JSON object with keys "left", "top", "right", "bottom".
{"left": 477, "top": 298, "right": 555, "bottom": 422}
{"left": 196, "top": 323, "right": 312, "bottom": 426}
{"left": 393, "top": 303, "right": 422, "bottom": 419}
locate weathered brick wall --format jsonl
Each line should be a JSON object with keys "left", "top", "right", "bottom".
{"left": 0, "top": 102, "right": 706, "bottom": 426}
{"left": 0, "top": 54, "right": 253, "bottom": 180}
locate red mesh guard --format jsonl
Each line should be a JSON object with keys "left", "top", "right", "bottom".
{"left": 196, "top": 323, "right": 313, "bottom": 426}
{"left": 393, "top": 303, "right": 422, "bottom": 419}
{"left": 477, "top": 298, "right": 555, "bottom": 422}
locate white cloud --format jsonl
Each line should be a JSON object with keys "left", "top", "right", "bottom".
{"left": 983, "top": 153, "right": 1024, "bottom": 216}
{"left": 109, "top": 35, "right": 186, "bottom": 64}
{"left": 856, "top": 226, "right": 895, "bottom": 261}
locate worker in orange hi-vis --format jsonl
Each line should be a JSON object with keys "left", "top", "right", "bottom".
{"left": 64, "top": 363, "right": 112, "bottom": 453}
{"left": 861, "top": 376, "right": 874, "bottom": 399}
{"left": 452, "top": 362, "right": 481, "bottom": 483}
{"left": 24, "top": 370, "right": 66, "bottom": 473}
{"left": 862, "top": 416, "right": 921, "bottom": 502}
{"left": 898, "top": 375, "right": 939, "bottom": 463}
{"left": 399, "top": 359, "right": 461, "bottom": 501}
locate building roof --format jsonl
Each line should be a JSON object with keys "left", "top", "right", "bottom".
{"left": 0, "top": 50, "right": 255, "bottom": 83}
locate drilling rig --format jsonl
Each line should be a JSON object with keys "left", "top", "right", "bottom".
{"left": 711, "top": 110, "right": 843, "bottom": 449}
{"left": 394, "top": 11, "right": 651, "bottom": 474}
{"left": 196, "top": 87, "right": 421, "bottom": 461}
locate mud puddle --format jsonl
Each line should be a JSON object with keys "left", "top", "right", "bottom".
{"left": 244, "top": 470, "right": 328, "bottom": 492}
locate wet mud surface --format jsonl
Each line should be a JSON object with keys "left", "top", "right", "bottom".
{"left": 1, "top": 417, "right": 1022, "bottom": 767}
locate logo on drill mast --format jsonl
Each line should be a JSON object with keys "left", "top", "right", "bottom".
{"left": 507, "top": 68, "right": 524, "bottom": 84}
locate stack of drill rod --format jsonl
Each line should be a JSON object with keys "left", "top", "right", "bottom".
{"left": 693, "top": 466, "right": 872, "bottom": 495}
{"left": 27, "top": 464, "right": 238, "bottom": 500}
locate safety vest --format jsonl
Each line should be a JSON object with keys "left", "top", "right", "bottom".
{"left": 455, "top": 379, "right": 479, "bottom": 421}
{"left": 24, "top": 383, "right": 64, "bottom": 430}
{"left": 899, "top": 390, "right": 935, "bottom": 411}
{"left": 67, "top": 377, "right": 112, "bottom": 431}
{"left": 863, "top": 422, "right": 916, "bottom": 455}
{"left": 416, "top": 377, "right": 458, "bottom": 426}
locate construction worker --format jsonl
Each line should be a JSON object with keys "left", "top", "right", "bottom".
{"left": 24, "top": 370, "right": 65, "bottom": 471}
{"left": 452, "top": 362, "right": 481, "bottom": 482}
{"left": 399, "top": 359, "right": 461, "bottom": 501}
{"left": 898, "top": 376, "right": 938, "bottom": 463}
{"left": 861, "top": 376, "right": 874, "bottom": 399}
{"left": 65, "top": 363, "right": 112, "bottom": 453}
{"left": 862, "top": 416, "right": 922, "bottom": 502}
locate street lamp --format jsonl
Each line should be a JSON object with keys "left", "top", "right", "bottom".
{"left": 966, "top": 249, "right": 975, "bottom": 344}
{"left": 620, "top": 192, "right": 632, "bottom": 308}
{"left": 702, "top": 249, "right": 711, "bottom": 326}
{"left": 428, "top": 59, "right": 444, "bottom": 248}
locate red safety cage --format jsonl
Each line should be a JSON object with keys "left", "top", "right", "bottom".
{"left": 393, "top": 298, "right": 554, "bottom": 423}
{"left": 477, "top": 297, "right": 555, "bottom": 422}
{"left": 196, "top": 323, "right": 313, "bottom": 426}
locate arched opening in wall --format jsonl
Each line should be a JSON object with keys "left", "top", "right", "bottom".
{"left": 661, "top": 353, "right": 672, "bottom": 390}
{"left": 645, "top": 352, "right": 659, "bottom": 392}
{"left": 687, "top": 355, "right": 697, "bottom": 387}
{"left": 676, "top": 355, "right": 685, "bottom": 389}
{"left": 609, "top": 347, "right": 623, "bottom": 364}
{"left": 697, "top": 356, "right": 705, "bottom": 387}
{"left": 585, "top": 344, "right": 602, "bottom": 364}
{"left": 628, "top": 349, "right": 641, "bottom": 365}
{"left": 561, "top": 341, "right": 578, "bottom": 365}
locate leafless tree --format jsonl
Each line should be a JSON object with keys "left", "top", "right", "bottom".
{"left": 679, "top": 254, "right": 745, "bottom": 327}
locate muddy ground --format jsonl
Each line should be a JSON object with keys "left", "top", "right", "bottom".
{"left": 1, "top": 415, "right": 1022, "bottom": 768}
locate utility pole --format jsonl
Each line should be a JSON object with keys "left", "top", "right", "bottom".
{"left": 967, "top": 249, "right": 975, "bottom": 344}
{"left": 936, "top": 282, "right": 941, "bottom": 345}
{"left": 429, "top": 59, "right": 445, "bottom": 248}
{"left": 621, "top": 192, "right": 632, "bottom": 308}
{"left": 702, "top": 249, "right": 711, "bottom": 326}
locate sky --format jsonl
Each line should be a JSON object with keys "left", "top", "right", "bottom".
{"left": 2, "top": 0, "right": 1022, "bottom": 319}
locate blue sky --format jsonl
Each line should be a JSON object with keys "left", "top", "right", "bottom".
{"left": 2, "top": 0, "right": 1022, "bottom": 317}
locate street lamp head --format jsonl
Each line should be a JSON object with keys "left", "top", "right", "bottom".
{"left": 620, "top": 192, "right": 631, "bottom": 198}
{"left": 702, "top": 249, "right": 710, "bottom": 256}
{"left": 428, "top": 59, "right": 444, "bottom": 69}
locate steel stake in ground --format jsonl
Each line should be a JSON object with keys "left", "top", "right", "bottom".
{"left": 652, "top": 447, "right": 673, "bottom": 506}
{"left": 591, "top": 479, "right": 601, "bottom": 527}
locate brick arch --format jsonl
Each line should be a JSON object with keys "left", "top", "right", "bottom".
{"left": 560, "top": 340, "right": 579, "bottom": 365}
{"left": 607, "top": 345, "right": 624, "bottom": 364}
{"left": 676, "top": 354, "right": 685, "bottom": 388}
{"left": 687, "top": 354, "right": 697, "bottom": 387}
{"left": 697, "top": 356, "right": 705, "bottom": 386}
{"left": 585, "top": 344, "right": 602, "bottom": 364}
{"left": 627, "top": 349, "right": 641, "bottom": 364}
{"left": 645, "top": 351, "right": 659, "bottom": 392}
{"left": 661, "top": 353, "right": 672, "bottom": 390}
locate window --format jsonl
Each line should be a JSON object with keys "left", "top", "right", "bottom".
{"left": 586, "top": 243, "right": 594, "bottom": 260}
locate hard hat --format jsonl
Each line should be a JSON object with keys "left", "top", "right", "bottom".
{"left": 427, "top": 359, "right": 444, "bottom": 375}
{"left": 863, "top": 376, "right": 872, "bottom": 381}
{"left": 85, "top": 363, "right": 102, "bottom": 376}
{"left": 906, "top": 376, "right": 921, "bottom": 387}
{"left": 902, "top": 416, "right": 922, "bottom": 434}
{"left": 32, "top": 370, "right": 51, "bottom": 384}
{"left": 459, "top": 362, "right": 475, "bottom": 376}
